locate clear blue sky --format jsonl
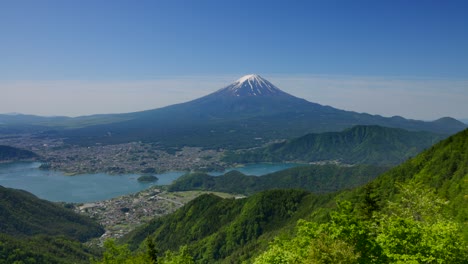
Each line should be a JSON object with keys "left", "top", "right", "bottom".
{"left": 1, "top": 0, "right": 468, "bottom": 119}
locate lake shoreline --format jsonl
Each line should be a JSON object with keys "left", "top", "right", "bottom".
{"left": 0, "top": 162, "right": 301, "bottom": 203}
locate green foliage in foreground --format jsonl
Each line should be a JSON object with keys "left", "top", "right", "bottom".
{"left": 0, "top": 234, "right": 100, "bottom": 264}
{"left": 92, "top": 239, "right": 194, "bottom": 264}
{"left": 169, "top": 164, "right": 388, "bottom": 195}
{"left": 361, "top": 128, "right": 468, "bottom": 233}
{"left": 255, "top": 181, "right": 467, "bottom": 264}
{"left": 223, "top": 125, "right": 443, "bottom": 166}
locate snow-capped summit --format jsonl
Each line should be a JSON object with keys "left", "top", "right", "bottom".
{"left": 236, "top": 74, "right": 260, "bottom": 83}
{"left": 215, "top": 74, "right": 288, "bottom": 97}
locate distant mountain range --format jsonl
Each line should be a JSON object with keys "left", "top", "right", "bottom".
{"left": 223, "top": 125, "right": 444, "bottom": 165}
{"left": 1, "top": 75, "right": 466, "bottom": 149}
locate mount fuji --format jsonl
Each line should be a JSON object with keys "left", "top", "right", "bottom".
{"left": 7, "top": 74, "right": 465, "bottom": 149}
{"left": 173, "top": 74, "right": 327, "bottom": 118}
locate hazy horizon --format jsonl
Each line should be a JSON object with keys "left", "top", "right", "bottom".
{"left": 1, "top": 74, "right": 468, "bottom": 121}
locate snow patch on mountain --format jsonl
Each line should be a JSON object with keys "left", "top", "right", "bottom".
{"left": 216, "top": 74, "right": 287, "bottom": 97}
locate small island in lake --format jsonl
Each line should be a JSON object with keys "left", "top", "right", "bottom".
{"left": 137, "top": 175, "right": 159, "bottom": 182}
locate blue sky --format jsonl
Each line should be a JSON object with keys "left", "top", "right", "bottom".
{"left": 1, "top": 0, "right": 467, "bottom": 119}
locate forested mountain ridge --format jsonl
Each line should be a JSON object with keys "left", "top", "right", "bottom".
{"left": 98, "top": 128, "right": 468, "bottom": 263}
{"left": 359, "top": 127, "right": 468, "bottom": 224}
{"left": 254, "top": 128, "right": 468, "bottom": 263}
{"left": 0, "top": 145, "right": 38, "bottom": 161}
{"left": 223, "top": 125, "right": 444, "bottom": 165}
{"left": 0, "top": 185, "right": 105, "bottom": 263}
{"left": 121, "top": 189, "right": 335, "bottom": 263}
{"left": 168, "top": 164, "right": 389, "bottom": 195}
{"left": 0, "top": 234, "right": 100, "bottom": 264}
{"left": 0, "top": 185, "right": 104, "bottom": 241}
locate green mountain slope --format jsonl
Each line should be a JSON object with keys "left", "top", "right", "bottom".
{"left": 169, "top": 165, "right": 389, "bottom": 195}
{"left": 113, "top": 129, "right": 468, "bottom": 263}
{"left": 0, "top": 186, "right": 105, "bottom": 263}
{"left": 223, "top": 125, "right": 444, "bottom": 165}
{"left": 0, "top": 185, "right": 104, "bottom": 241}
{"left": 0, "top": 234, "right": 100, "bottom": 264}
{"left": 121, "top": 190, "right": 335, "bottom": 263}
{"left": 254, "top": 129, "right": 468, "bottom": 263}
{"left": 360, "top": 128, "right": 468, "bottom": 224}
{"left": 0, "top": 145, "right": 38, "bottom": 161}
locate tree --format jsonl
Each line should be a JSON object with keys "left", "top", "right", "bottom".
{"left": 255, "top": 181, "right": 467, "bottom": 263}
{"left": 92, "top": 239, "right": 151, "bottom": 264}
{"left": 158, "top": 246, "right": 194, "bottom": 264}
{"left": 374, "top": 181, "right": 467, "bottom": 263}
{"left": 94, "top": 240, "right": 194, "bottom": 264}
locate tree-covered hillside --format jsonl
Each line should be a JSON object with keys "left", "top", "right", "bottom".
{"left": 97, "top": 128, "right": 468, "bottom": 263}
{"left": 169, "top": 164, "right": 389, "bottom": 195}
{"left": 0, "top": 145, "right": 38, "bottom": 161}
{"left": 357, "top": 127, "right": 468, "bottom": 227}
{"left": 0, "top": 185, "right": 105, "bottom": 263}
{"left": 255, "top": 181, "right": 467, "bottom": 263}
{"left": 0, "top": 185, "right": 104, "bottom": 241}
{"left": 0, "top": 234, "right": 100, "bottom": 264}
{"left": 223, "top": 125, "right": 444, "bottom": 165}
{"left": 120, "top": 190, "right": 335, "bottom": 263}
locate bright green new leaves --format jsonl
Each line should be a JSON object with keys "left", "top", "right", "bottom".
{"left": 374, "top": 181, "right": 466, "bottom": 263}
{"left": 376, "top": 217, "right": 463, "bottom": 263}
{"left": 93, "top": 239, "right": 195, "bottom": 264}
{"left": 254, "top": 218, "right": 360, "bottom": 264}
{"left": 159, "top": 246, "right": 194, "bottom": 264}
{"left": 255, "top": 181, "right": 467, "bottom": 264}
{"left": 93, "top": 239, "right": 151, "bottom": 264}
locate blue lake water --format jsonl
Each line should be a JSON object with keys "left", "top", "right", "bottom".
{"left": 210, "top": 163, "right": 300, "bottom": 176}
{"left": 0, "top": 162, "right": 301, "bottom": 203}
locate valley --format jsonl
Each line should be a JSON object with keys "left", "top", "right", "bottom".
{"left": 73, "top": 187, "right": 242, "bottom": 245}
{"left": 1, "top": 74, "right": 467, "bottom": 263}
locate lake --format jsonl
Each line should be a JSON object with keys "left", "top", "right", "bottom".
{"left": 0, "top": 162, "right": 300, "bottom": 203}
